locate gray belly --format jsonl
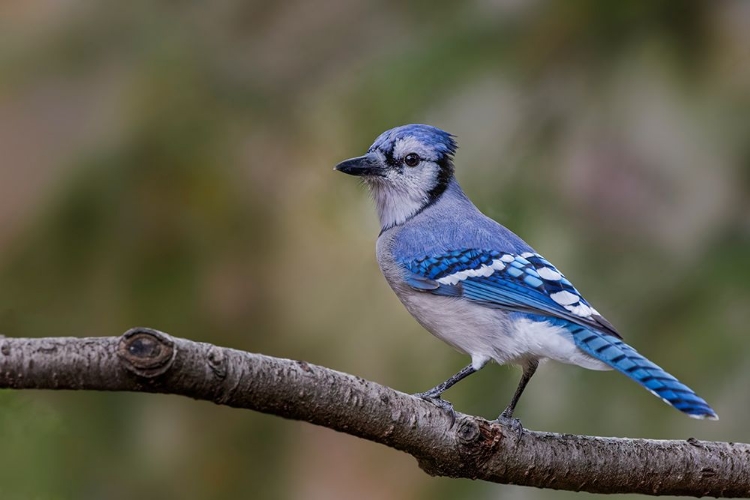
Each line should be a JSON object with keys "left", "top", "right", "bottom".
{"left": 395, "top": 286, "right": 520, "bottom": 366}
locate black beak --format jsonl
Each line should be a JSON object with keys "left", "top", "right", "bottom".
{"left": 333, "top": 155, "right": 383, "bottom": 177}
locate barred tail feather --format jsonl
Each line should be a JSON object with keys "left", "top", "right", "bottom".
{"left": 569, "top": 326, "right": 718, "bottom": 420}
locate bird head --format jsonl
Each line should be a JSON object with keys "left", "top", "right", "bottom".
{"left": 334, "top": 124, "right": 458, "bottom": 229}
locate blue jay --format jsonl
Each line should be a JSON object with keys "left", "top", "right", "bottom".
{"left": 334, "top": 124, "right": 718, "bottom": 423}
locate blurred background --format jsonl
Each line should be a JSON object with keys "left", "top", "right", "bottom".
{"left": 0, "top": 0, "right": 749, "bottom": 498}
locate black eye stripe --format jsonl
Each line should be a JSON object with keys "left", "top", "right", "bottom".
{"left": 381, "top": 149, "right": 398, "bottom": 168}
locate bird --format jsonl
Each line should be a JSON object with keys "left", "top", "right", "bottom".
{"left": 333, "top": 124, "right": 718, "bottom": 423}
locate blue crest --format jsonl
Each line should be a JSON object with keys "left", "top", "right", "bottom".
{"left": 368, "top": 124, "right": 457, "bottom": 158}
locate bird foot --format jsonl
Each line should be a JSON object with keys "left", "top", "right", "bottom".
{"left": 413, "top": 392, "right": 457, "bottom": 426}
{"left": 496, "top": 411, "right": 524, "bottom": 440}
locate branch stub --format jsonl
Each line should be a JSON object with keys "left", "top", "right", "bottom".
{"left": 117, "top": 327, "right": 176, "bottom": 378}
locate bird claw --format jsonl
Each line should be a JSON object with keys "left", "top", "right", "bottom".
{"left": 496, "top": 412, "right": 524, "bottom": 440}
{"left": 413, "top": 392, "right": 457, "bottom": 426}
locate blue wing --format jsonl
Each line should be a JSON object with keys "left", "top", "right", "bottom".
{"left": 402, "top": 249, "right": 621, "bottom": 338}
{"left": 401, "top": 249, "right": 718, "bottom": 419}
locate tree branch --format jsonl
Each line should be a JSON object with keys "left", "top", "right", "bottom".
{"left": 0, "top": 327, "right": 746, "bottom": 496}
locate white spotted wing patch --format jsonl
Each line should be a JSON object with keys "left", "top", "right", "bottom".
{"left": 537, "top": 267, "right": 562, "bottom": 281}
{"left": 404, "top": 249, "right": 620, "bottom": 337}
{"left": 550, "top": 290, "right": 580, "bottom": 306}
{"left": 436, "top": 259, "right": 506, "bottom": 286}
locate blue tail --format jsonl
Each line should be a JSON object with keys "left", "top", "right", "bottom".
{"left": 568, "top": 325, "right": 718, "bottom": 420}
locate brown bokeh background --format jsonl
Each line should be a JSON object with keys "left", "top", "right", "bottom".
{"left": 1, "top": 1, "right": 749, "bottom": 498}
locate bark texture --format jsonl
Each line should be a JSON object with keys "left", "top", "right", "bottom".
{"left": 0, "top": 327, "right": 746, "bottom": 496}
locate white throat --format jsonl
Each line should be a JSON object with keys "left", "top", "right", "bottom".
{"left": 368, "top": 179, "right": 429, "bottom": 230}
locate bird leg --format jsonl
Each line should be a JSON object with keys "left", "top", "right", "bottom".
{"left": 498, "top": 360, "right": 539, "bottom": 425}
{"left": 416, "top": 364, "right": 477, "bottom": 399}
{"left": 414, "top": 364, "right": 478, "bottom": 422}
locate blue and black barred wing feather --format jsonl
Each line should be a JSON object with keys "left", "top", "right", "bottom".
{"left": 402, "top": 249, "right": 718, "bottom": 419}
{"left": 403, "top": 249, "right": 620, "bottom": 338}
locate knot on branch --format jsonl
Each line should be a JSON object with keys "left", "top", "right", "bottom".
{"left": 207, "top": 346, "right": 227, "bottom": 379}
{"left": 117, "top": 328, "right": 176, "bottom": 378}
{"left": 419, "top": 417, "right": 508, "bottom": 479}
{"left": 457, "top": 418, "right": 481, "bottom": 444}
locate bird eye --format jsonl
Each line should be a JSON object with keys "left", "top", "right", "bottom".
{"left": 404, "top": 153, "right": 421, "bottom": 167}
